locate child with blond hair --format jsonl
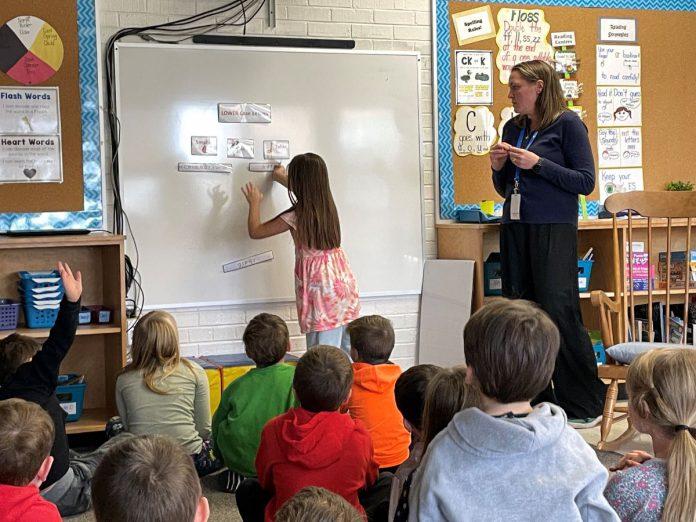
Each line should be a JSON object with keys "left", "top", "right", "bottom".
{"left": 116, "top": 310, "right": 219, "bottom": 476}
{"left": 605, "top": 348, "right": 696, "bottom": 521}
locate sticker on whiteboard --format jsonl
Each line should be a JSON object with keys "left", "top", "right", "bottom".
{"left": 227, "top": 138, "right": 254, "bottom": 159}
{"left": 248, "top": 162, "right": 278, "bottom": 172}
{"left": 178, "top": 162, "right": 233, "bottom": 174}
{"left": 218, "top": 103, "right": 271, "bottom": 123}
{"left": 191, "top": 136, "right": 217, "bottom": 156}
{"left": 599, "top": 18, "right": 637, "bottom": 43}
{"left": 263, "top": 140, "right": 289, "bottom": 160}
{"left": 223, "top": 251, "right": 274, "bottom": 272}
{"left": 551, "top": 31, "right": 575, "bottom": 48}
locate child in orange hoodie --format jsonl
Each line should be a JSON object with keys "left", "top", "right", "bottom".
{"left": 346, "top": 316, "right": 410, "bottom": 473}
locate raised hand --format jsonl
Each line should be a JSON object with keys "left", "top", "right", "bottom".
{"left": 58, "top": 261, "right": 82, "bottom": 303}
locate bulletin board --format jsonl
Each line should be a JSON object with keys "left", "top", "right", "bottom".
{"left": 0, "top": 0, "right": 103, "bottom": 229}
{"left": 435, "top": 0, "right": 696, "bottom": 220}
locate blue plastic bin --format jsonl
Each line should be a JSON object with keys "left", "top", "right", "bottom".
{"left": 578, "top": 260, "right": 594, "bottom": 292}
{"left": 0, "top": 299, "right": 20, "bottom": 330}
{"left": 56, "top": 375, "right": 86, "bottom": 422}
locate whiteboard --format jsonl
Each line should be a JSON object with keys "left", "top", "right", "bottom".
{"left": 115, "top": 43, "right": 423, "bottom": 307}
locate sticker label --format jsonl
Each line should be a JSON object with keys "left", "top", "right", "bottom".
{"left": 223, "top": 251, "right": 274, "bottom": 272}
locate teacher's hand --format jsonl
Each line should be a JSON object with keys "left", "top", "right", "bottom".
{"left": 508, "top": 146, "right": 540, "bottom": 170}
{"left": 241, "top": 182, "right": 263, "bottom": 206}
{"left": 489, "top": 143, "right": 510, "bottom": 171}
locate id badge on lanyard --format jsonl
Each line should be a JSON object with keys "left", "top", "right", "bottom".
{"left": 510, "top": 127, "right": 538, "bottom": 221}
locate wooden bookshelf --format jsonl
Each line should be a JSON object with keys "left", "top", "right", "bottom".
{"left": 0, "top": 233, "right": 126, "bottom": 434}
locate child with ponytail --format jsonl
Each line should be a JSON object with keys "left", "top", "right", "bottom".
{"left": 605, "top": 348, "right": 696, "bottom": 522}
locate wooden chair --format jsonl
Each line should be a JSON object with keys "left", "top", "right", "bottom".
{"left": 590, "top": 190, "right": 696, "bottom": 450}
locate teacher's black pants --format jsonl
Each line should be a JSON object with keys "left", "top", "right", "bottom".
{"left": 500, "top": 223, "right": 606, "bottom": 419}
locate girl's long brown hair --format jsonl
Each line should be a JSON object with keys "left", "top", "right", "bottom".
{"left": 511, "top": 60, "right": 567, "bottom": 131}
{"left": 287, "top": 153, "right": 341, "bottom": 250}
{"left": 628, "top": 349, "right": 696, "bottom": 522}
{"left": 122, "top": 310, "right": 194, "bottom": 394}
{"left": 422, "top": 366, "right": 481, "bottom": 451}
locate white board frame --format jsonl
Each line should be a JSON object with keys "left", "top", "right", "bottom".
{"left": 115, "top": 43, "right": 424, "bottom": 308}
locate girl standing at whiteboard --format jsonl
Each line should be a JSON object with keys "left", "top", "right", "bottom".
{"left": 242, "top": 152, "right": 360, "bottom": 352}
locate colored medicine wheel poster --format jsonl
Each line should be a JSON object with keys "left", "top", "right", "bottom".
{"left": 0, "top": 16, "right": 64, "bottom": 85}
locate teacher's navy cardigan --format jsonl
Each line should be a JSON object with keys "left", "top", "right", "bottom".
{"left": 492, "top": 111, "right": 595, "bottom": 225}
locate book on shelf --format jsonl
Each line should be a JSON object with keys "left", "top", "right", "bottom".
{"left": 626, "top": 251, "right": 653, "bottom": 290}
{"left": 657, "top": 250, "right": 696, "bottom": 289}
{"left": 631, "top": 302, "right": 665, "bottom": 342}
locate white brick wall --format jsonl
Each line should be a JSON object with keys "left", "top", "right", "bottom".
{"left": 99, "top": 0, "right": 437, "bottom": 368}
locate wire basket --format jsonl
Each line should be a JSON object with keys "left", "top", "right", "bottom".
{"left": 0, "top": 299, "right": 20, "bottom": 330}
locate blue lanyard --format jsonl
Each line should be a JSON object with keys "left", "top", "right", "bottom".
{"left": 513, "top": 127, "right": 538, "bottom": 185}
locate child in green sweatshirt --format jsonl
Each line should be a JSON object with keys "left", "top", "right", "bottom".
{"left": 212, "top": 313, "right": 297, "bottom": 493}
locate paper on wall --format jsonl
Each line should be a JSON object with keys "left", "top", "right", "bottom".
{"left": 497, "top": 106, "right": 517, "bottom": 142}
{"left": 597, "top": 45, "right": 641, "bottom": 86}
{"left": 452, "top": 6, "right": 497, "bottom": 46}
{"left": 596, "top": 86, "right": 641, "bottom": 127}
{"left": 191, "top": 136, "right": 217, "bottom": 156}
{"left": 455, "top": 50, "right": 493, "bottom": 105}
{"left": 598, "top": 127, "right": 642, "bottom": 168}
{"left": 453, "top": 106, "right": 496, "bottom": 156}
{"left": 0, "top": 135, "right": 62, "bottom": 183}
{"left": 495, "top": 8, "right": 554, "bottom": 84}
{"left": 599, "top": 168, "right": 644, "bottom": 203}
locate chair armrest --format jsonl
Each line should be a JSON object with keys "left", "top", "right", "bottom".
{"left": 590, "top": 290, "right": 621, "bottom": 313}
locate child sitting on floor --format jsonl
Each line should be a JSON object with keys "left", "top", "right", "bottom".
{"left": 0, "top": 398, "right": 61, "bottom": 521}
{"left": 212, "top": 313, "right": 297, "bottom": 493}
{"left": 0, "top": 262, "right": 99, "bottom": 517}
{"left": 604, "top": 348, "right": 696, "bottom": 522}
{"left": 275, "top": 486, "right": 363, "bottom": 522}
{"left": 346, "top": 315, "right": 410, "bottom": 473}
{"left": 392, "top": 366, "right": 479, "bottom": 522}
{"left": 388, "top": 364, "right": 440, "bottom": 522}
{"left": 409, "top": 299, "right": 619, "bottom": 522}
{"left": 116, "top": 310, "right": 220, "bottom": 476}
{"left": 91, "top": 434, "right": 209, "bottom": 522}
{"left": 235, "top": 346, "right": 383, "bottom": 522}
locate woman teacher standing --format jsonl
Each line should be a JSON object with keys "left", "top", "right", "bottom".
{"left": 490, "top": 60, "right": 605, "bottom": 423}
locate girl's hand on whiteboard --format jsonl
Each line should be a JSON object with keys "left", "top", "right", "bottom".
{"left": 272, "top": 165, "right": 288, "bottom": 187}
{"left": 507, "top": 146, "right": 539, "bottom": 171}
{"left": 490, "top": 143, "right": 510, "bottom": 171}
{"left": 242, "top": 182, "right": 263, "bottom": 206}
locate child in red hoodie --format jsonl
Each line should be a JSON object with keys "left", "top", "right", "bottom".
{"left": 346, "top": 316, "right": 410, "bottom": 472}
{"left": 0, "top": 398, "right": 61, "bottom": 522}
{"left": 235, "top": 346, "right": 381, "bottom": 522}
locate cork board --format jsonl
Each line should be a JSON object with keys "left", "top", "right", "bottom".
{"left": 0, "top": 1, "right": 83, "bottom": 213}
{"left": 438, "top": 2, "right": 696, "bottom": 212}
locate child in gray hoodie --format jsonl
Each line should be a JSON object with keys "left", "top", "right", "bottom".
{"left": 409, "top": 299, "right": 619, "bottom": 522}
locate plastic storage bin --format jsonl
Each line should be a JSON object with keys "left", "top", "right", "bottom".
{"left": 578, "top": 260, "right": 594, "bottom": 292}
{"left": 484, "top": 253, "right": 503, "bottom": 296}
{"left": 0, "top": 299, "right": 20, "bottom": 330}
{"left": 56, "top": 374, "right": 86, "bottom": 422}
{"left": 18, "top": 271, "right": 64, "bottom": 329}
